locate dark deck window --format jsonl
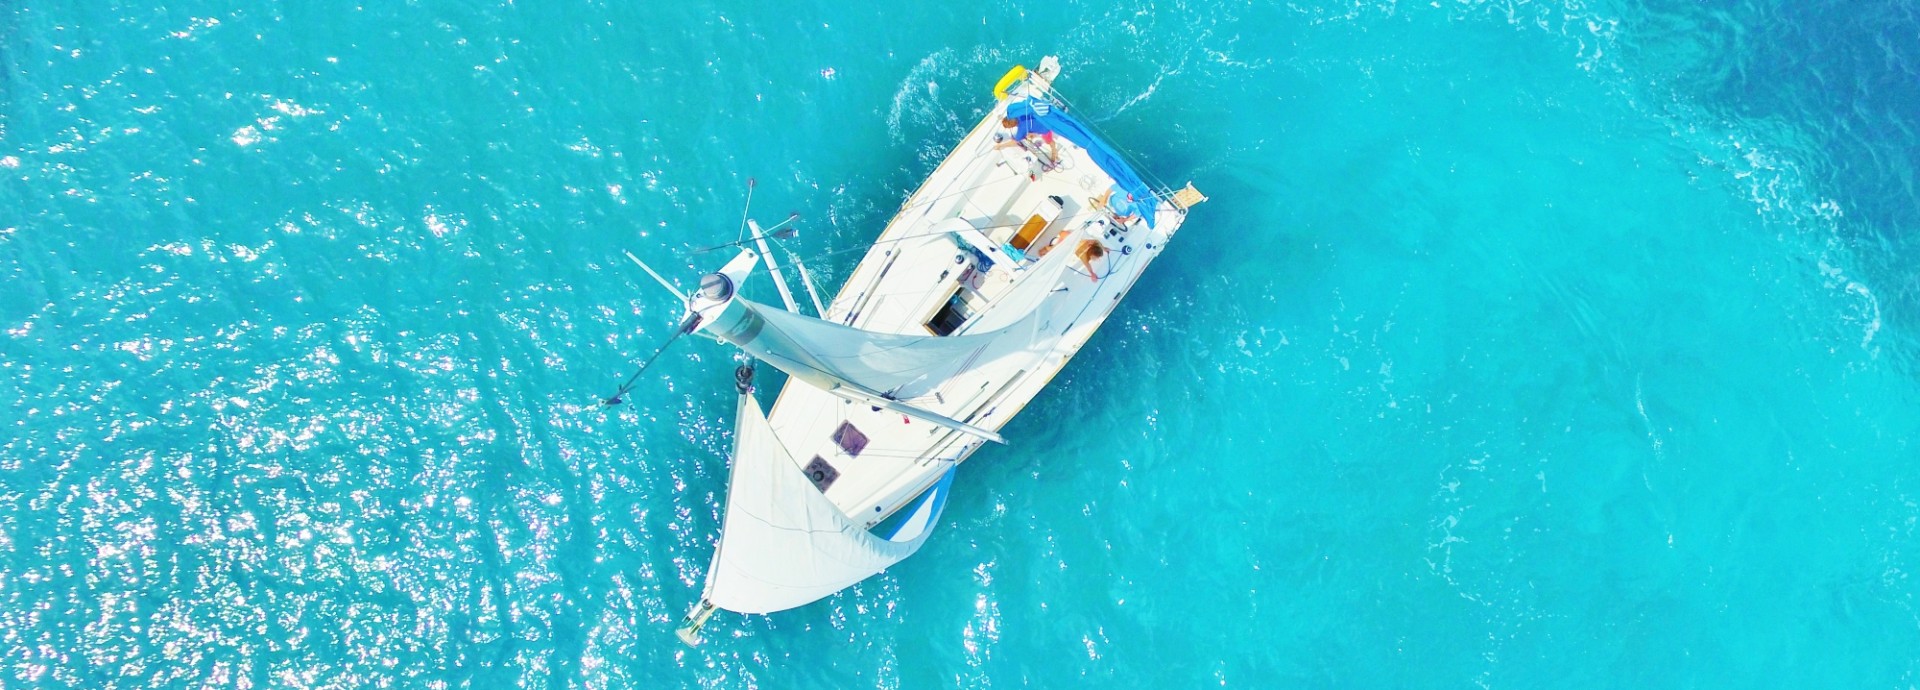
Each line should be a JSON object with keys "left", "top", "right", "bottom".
{"left": 833, "top": 421, "right": 869, "bottom": 457}
{"left": 803, "top": 456, "right": 839, "bottom": 492}
{"left": 927, "top": 290, "right": 974, "bottom": 336}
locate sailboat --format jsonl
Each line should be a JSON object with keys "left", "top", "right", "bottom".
{"left": 626, "top": 57, "right": 1208, "bottom": 644}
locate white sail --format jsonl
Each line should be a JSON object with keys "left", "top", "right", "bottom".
{"left": 956, "top": 226, "right": 1083, "bottom": 333}
{"left": 703, "top": 389, "right": 943, "bottom": 614}
{"left": 726, "top": 299, "right": 999, "bottom": 396}
{"left": 697, "top": 228, "right": 1084, "bottom": 402}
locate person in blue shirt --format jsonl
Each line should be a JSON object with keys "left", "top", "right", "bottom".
{"left": 995, "top": 101, "right": 1061, "bottom": 165}
{"left": 1091, "top": 187, "right": 1138, "bottom": 226}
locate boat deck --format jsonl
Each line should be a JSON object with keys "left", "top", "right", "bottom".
{"left": 763, "top": 85, "right": 1189, "bottom": 528}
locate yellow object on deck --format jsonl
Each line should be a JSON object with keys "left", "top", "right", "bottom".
{"left": 1170, "top": 182, "right": 1209, "bottom": 210}
{"left": 1009, "top": 213, "right": 1049, "bottom": 251}
{"left": 993, "top": 65, "right": 1028, "bottom": 100}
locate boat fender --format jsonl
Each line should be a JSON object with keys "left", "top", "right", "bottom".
{"left": 993, "top": 65, "right": 1028, "bottom": 99}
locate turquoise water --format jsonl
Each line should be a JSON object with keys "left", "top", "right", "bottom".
{"left": 5, "top": 1, "right": 1919, "bottom": 687}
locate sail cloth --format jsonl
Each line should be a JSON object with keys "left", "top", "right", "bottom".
{"left": 702, "top": 226, "right": 1085, "bottom": 405}
{"left": 722, "top": 299, "right": 1004, "bottom": 398}
{"left": 1004, "top": 97, "right": 1158, "bottom": 228}
{"left": 962, "top": 227, "right": 1082, "bottom": 333}
{"left": 704, "top": 391, "right": 941, "bottom": 614}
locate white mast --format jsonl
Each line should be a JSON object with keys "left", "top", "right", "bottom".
{"left": 748, "top": 219, "right": 801, "bottom": 313}
{"left": 786, "top": 249, "right": 829, "bottom": 316}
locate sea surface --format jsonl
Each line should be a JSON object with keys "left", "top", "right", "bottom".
{"left": 4, "top": 1, "right": 1919, "bottom": 687}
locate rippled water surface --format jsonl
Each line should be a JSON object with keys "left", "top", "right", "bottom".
{"left": 5, "top": 1, "right": 1919, "bottom": 687}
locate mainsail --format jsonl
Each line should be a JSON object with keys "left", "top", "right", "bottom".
{"left": 700, "top": 387, "right": 946, "bottom": 614}
{"left": 723, "top": 299, "right": 1001, "bottom": 397}
{"left": 695, "top": 230, "right": 1083, "bottom": 402}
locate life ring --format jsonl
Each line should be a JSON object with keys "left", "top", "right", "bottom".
{"left": 993, "top": 65, "right": 1028, "bottom": 100}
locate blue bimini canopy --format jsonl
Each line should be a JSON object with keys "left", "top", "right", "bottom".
{"left": 1005, "top": 98, "right": 1158, "bottom": 228}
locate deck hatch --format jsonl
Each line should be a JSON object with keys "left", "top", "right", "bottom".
{"left": 926, "top": 289, "right": 978, "bottom": 336}
{"left": 833, "top": 421, "right": 870, "bottom": 457}
{"left": 802, "top": 456, "right": 840, "bottom": 492}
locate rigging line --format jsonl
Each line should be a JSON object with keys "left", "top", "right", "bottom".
{"left": 817, "top": 120, "right": 1155, "bottom": 266}
{"left": 787, "top": 206, "right": 1117, "bottom": 266}
{"left": 744, "top": 348, "right": 882, "bottom": 394}
{"left": 885, "top": 133, "right": 1004, "bottom": 215}
{"left": 601, "top": 324, "right": 691, "bottom": 406}
{"left": 734, "top": 178, "right": 757, "bottom": 243}
{"left": 1037, "top": 86, "right": 1153, "bottom": 177}
{"left": 808, "top": 335, "right": 959, "bottom": 360}
{"left": 971, "top": 209, "right": 1123, "bottom": 233}
{"left": 756, "top": 339, "right": 959, "bottom": 393}
{"left": 825, "top": 447, "right": 986, "bottom": 463}
{"left": 1033, "top": 85, "right": 1179, "bottom": 195}
{"left": 784, "top": 228, "right": 952, "bottom": 263}
{"left": 899, "top": 130, "right": 1102, "bottom": 215}
{"left": 782, "top": 131, "right": 1166, "bottom": 301}
{"left": 877, "top": 121, "right": 1103, "bottom": 230}
{"left": 758, "top": 234, "right": 829, "bottom": 316}
{"left": 882, "top": 159, "right": 1025, "bottom": 226}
